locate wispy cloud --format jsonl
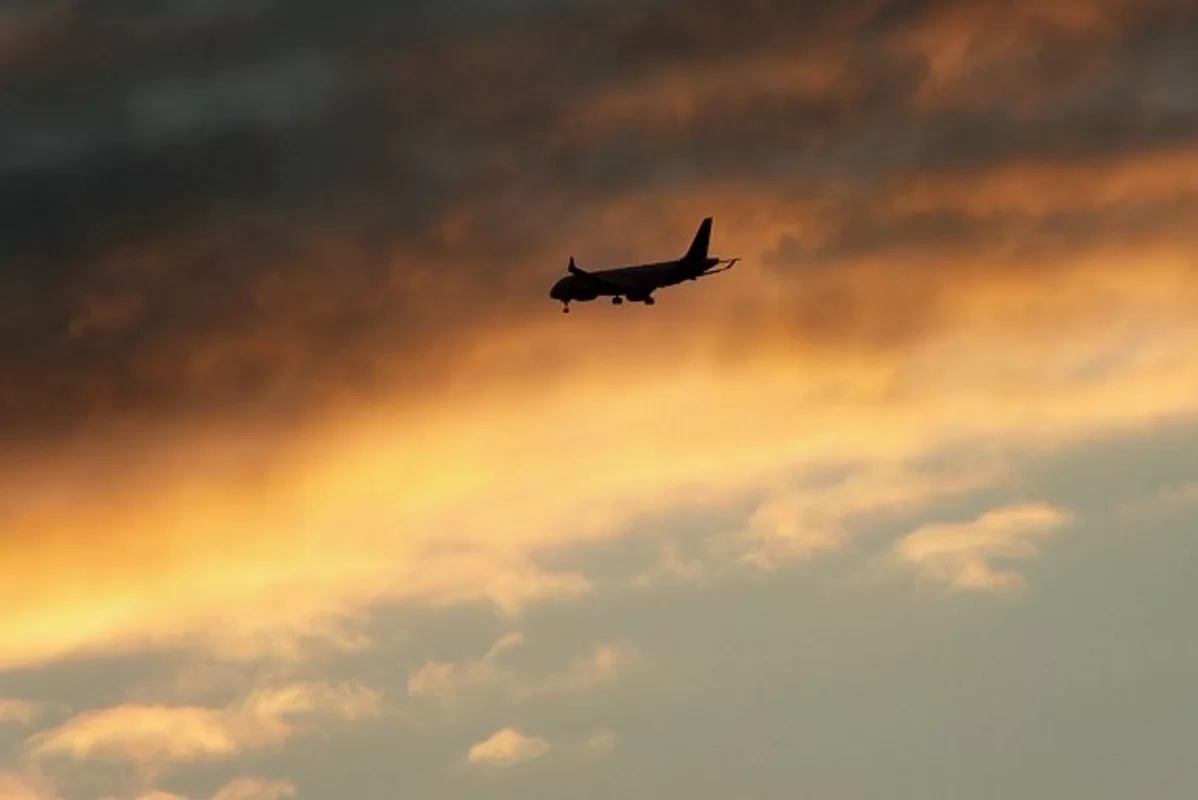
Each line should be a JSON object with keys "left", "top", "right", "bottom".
{"left": 210, "top": 777, "right": 297, "bottom": 800}
{"left": 409, "top": 634, "right": 632, "bottom": 711}
{"left": 1120, "top": 481, "right": 1198, "bottom": 519}
{"left": 893, "top": 503, "right": 1076, "bottom": 591}
{"left": 583, "top": 729, "right": 618, "bottom": 755}
{"left": 407, "top": 632, "right": 525, "bottom": 705}
{"left": 27, "top": 682, "right": 380, "bottom": 767}
{"left": 0, "top": 698, "right": 42, "bottom": 725}
{"left": 740, "top": 460, "right": 1007, "bottom": 570}
{"left": 466, "top": 727, "right": 551, "bottom": 768}
{"left": 117, "top": 777, "right": 296, "bottom": 800}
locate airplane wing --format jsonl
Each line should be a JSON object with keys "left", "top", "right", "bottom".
{"left": 568, "top": 262, "right": 639, "bottom": 292}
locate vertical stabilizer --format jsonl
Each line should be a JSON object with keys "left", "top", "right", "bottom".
{"left": 683, "top": 217, "right": 712, "bottom": 262}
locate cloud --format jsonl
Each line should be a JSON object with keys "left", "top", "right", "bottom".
{"left": 1153, "top": 483, "right": 1198, "bottom": 508}
{"left": 407, "top": 632, "right": 524, "bottom": 705}
{"left": 583, "top": 730, "right": 618, "bottom": 755}
{"left": 739, "top": 460, "right": 1006, "bottom": 569}
{"left": 1120, "top": 481, "right": 1198, "bottom": 519}
{"left": 2, "top": 0, "right": 1197, "bottom": 443}
{"left": 2, "top": 261, "right": 1197, "bottom": 671}
{"left": 466, "top": 727, "right": 551, "bottom": 767}
{"left": 1, "top": 0, "right": 1198, "bottom": 676}
{"left": 0, "top": 771, "right": 59, "bottom": 800}
{"left": 210, "top": 777, "right": 296, "bottom": 800}
{"left": 0, "top": 698, "right": 42, "bottom": 725}
{"left": 408, "top": 634, "right": 631, "bottom": 711}
{"left": 27, "top": 682, "right": 380, "bottom": 766}
{"left": 112, "top": 777, "right": 296, "bottom": 800}
{"left": 894, "top": 503, "right": 1076, "bottom": 591}
{"left": 508, "top": 646, "right": 631, "bottom": 702}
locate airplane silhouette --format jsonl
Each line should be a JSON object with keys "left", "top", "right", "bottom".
{"left": 549, "top": 217, "right": 738, "bottom": 313}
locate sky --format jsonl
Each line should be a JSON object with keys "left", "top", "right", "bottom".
{"left": 2, "top": 0, "right": 1198, "bottom": 797}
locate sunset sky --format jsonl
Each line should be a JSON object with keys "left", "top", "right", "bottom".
{"left": 2, "top": 0, "right": 1198, "bottom": 798}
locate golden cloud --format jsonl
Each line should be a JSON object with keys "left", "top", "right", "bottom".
{"left": 894, "top": 503, "right": 1076, "bottom": 590}
{"left": 27, "top": 682, "right": 379, "bottom": 766}
{"left": 0, "top": 180, "right": 1196, "bottom": 674}
{"left": 466, "top": 727, "right": 550, "bottom": 767}
{"left": 739, "top": 460, "right": 1006, "bottom": 569}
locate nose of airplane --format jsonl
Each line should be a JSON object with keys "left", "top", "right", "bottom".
{"left": 549, "top": 277, "right": 567, "bottom": 300}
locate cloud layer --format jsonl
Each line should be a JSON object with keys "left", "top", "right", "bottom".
{"left": 1, "top": 4, "right": 1197, "bottom": 793}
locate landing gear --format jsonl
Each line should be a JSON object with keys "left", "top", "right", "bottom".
{"left": 612, "top": 296, "right": 623, "bottom": 305}
{"left": 644, "top": 296, "right": 656, "bottom": 306}
{"left": 561, "top": 302, "right": 570, "bottom": 313}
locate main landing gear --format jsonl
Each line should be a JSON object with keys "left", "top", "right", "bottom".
{"left": 612, "top": 296, "right": 623, "bottom": 305}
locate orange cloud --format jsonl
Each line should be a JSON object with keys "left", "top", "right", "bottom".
{"left": 894, "top": 503, "right": 1076, "bottom": 591}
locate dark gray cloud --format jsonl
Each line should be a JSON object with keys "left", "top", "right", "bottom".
{"left": 2, "top": 0, "right": 1197, "bottom": 442}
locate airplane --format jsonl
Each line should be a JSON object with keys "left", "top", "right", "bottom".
{"left": 549, "top": 217, "right": 738, "bottom": 313}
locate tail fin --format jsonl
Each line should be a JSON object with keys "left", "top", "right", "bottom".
{"left": 683, "top": 217, "right": 712, "bottom": 262}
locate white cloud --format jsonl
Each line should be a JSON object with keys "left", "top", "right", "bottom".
{"left": 27, "top": 682, "right": 380, "bottom": 767}
{"left": 466, "top": 727, "right": 550, "bottom": 767}
{"left": 894, "top": 503, "right": 1075, "bottom": 591}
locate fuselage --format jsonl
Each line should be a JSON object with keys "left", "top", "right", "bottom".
{"left": 549, "top": 256, "right": 719, "bottom": 303}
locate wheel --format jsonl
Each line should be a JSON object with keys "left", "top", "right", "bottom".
{"left": 612, "top": 296, "right": 623, "bottom": 305}
{"left": 644, "top": 296, "right": 656, "bottom": 306}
